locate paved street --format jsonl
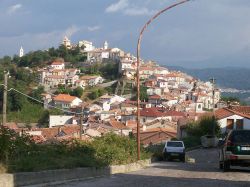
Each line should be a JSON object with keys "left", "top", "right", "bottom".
{"left": 56, "top": 148, "right": 250, "bottom": 187}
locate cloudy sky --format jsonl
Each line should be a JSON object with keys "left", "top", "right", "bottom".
{"left": 1, "top": 0, "right": 250, "bottom": 68}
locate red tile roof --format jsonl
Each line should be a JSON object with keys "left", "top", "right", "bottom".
{"left": 230, "top": 106, "right": 250, "bottom": 115}
{"left": 136, "top": 127, "right": 177, "bottom": 145}
{"left": 53, "top": 94, "right": 77, "bottom": 103}
{"left": 164, "top": 111, "right": 185, "bottom": 117}
{"left": 108, "top": 119, "right": 127, "bottom": 130}
{"left": 140, "top": 108, "right": 164, "bottom": 118}
{"left": 51, "top": 61, "right": 64, "bottom": 65}
{"left": 149, "top": 94, "right": 161, "bottom": 99}
{"left": 215, "top": 107, "right": 250, "bottom": 120}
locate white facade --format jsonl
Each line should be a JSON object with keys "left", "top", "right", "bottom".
{"left": 78, "top": 40, "right": 95, "bottom": 51}
{"left": 54, "top": 97, "right": 82, "bottom": 109}
{"left": 50, "top": 62, "right": 65, "bottom": 70}
{"left": 218, "top": 115, "right": 250, "bottom": 133}
{"left": 49, "top": 115, "right": 74, "bottom": 128}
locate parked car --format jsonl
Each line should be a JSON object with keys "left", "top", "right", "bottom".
{"left": 163, "top": 141, "right": 185, "bottom": 162}
{"left": 219, "top": 130, "right": 250, "bottom": 171}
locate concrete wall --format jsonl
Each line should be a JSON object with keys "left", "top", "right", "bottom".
{"left": 0, "top": 159, "right": 151, "bottom": 187}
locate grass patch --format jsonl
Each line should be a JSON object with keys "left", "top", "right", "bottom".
{"left": 7, "top": 103, "right": 44, "bottom": 123}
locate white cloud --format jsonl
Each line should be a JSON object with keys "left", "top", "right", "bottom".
{"left": 105, "top": 0, "right": 155, "bottom": 16}
{"left": 7, "top": 4, "right": 22, "bottom": 15}
{"left": 87, "top": 25, "right": 101, "bottom": 32}
{"left": 106, "top": 0, "right": 128, "bottom": 13}
{"left": 63, "top": 25, "right": 80, "bottom": 38}
{"left": 124, "top": 7, "right": 155, "bottom": 16}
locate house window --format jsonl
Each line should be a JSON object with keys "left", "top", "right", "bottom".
{"left": 236, "top": 119, "right": 244, "bottom": 130}
{"left": 226, "top": 119, "right": 234, "bottom": 130}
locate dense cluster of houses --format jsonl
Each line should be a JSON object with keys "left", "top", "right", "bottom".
{"left": 5, "top": 37, "right": 250, "bottom": 147}
{"left": 38, "top": 61, "right": 104, "bottom": 90}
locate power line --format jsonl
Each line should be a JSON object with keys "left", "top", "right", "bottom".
{"left": 0, "top": 84, "right": 82, "bottom": 115}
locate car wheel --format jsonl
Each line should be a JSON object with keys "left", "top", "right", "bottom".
{"left": 180, "top": 154, "right": 185, "bottom": 162}
{"left": 163, "top": 152, "right": 167, "bottom": 161}
{"left": 167, "top": 154, "right": 171, "bottom": 161}
{"left": 223, "top": 161, "right": 230, "bottom": 172}
{"left": 219, "top": 161, "right": 223, "bottom": 170}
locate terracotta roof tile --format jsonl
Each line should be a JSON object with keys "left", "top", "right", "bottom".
{"left": 140, "top": 108, "right": 164, "bottom": 118}
{"left": 53, "top": 94, "right": 78, "bottom": 103}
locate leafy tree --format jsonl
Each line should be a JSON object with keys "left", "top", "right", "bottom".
{"left": 88, "top": 90, "right": 99, "bottom": 100}
{"left": 29, "top": 86, "right": 44, "bottom": 104}
{"left": 186, "top": 116, "right": 221, "bottom": 137}
{"left": 132, "top": 86, "right": 148, "bottom": 101}
{"left": 70, "top": 87, "right": 83, "bottom": 98}
{"left": 99, "top": 63, "right": 119, "bottom": 80}
{"left": 38, "top": 110, "right": 49, "bottom": 127}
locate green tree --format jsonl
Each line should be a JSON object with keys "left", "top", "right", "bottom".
{"left": 186, "top": 116, "right": 221, "bottom": 137}
{"left": 71, "top": 87, "right": 83, "bottom": 98}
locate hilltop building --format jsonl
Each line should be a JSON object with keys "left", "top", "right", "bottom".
{"left": 19, "top": 46, "right": 24, "bottom": 57}
{"left": 63, "top": 36, "right": 71, "bottom": 49}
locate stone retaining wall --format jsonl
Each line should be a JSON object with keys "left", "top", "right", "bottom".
{"left": 0, "top": 159, "right": 151, "bottom": 187}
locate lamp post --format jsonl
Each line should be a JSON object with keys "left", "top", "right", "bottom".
{"left": 136, "top": 0, "right": 190, "bottom": 160}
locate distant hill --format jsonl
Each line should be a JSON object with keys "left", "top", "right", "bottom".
{"left": 165, "top": 66, "right": 250, "bottom": 90}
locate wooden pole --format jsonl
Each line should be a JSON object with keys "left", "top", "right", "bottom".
{"left": 2, "top": 71, "right": 8, "bottom": 126}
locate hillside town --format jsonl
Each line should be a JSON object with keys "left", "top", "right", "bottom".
{"left": 5, "top": 36, "right": 250, "bottom": 147}
{"left": 2, "top": 1, "right": 250, "bottom": 186}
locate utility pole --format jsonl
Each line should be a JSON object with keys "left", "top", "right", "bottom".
{"left": 210, "top": 77, "right": 216, "bottom": 135}
{"left": 79, "top": 106, "right": 83, "bottom": 140}
{"left": 3, "top": 71, "right": 8, "bottom": 126}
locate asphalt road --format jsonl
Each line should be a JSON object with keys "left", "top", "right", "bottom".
{"left": 55, "top": 148, "right": 250, "bottom": 187}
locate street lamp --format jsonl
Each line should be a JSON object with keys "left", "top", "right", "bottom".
{"left": 136, "top": 0, "right": 190, "bottom": 160}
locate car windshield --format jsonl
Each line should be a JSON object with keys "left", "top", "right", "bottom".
{"left": 231, "top": 131, "right": 250, "bottom": 144}
{"left": 167, "top": 142, "right": 183, "bottom": 147}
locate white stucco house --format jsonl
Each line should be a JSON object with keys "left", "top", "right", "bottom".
{"left": 53, "top": 94, "right": 82, "bottom": 109}
{"left": 50, "top": 61, "right": 65, "bottom": 70}
{"left": 80, "top": 75, "right": 103, "bottom": 86}
{"left": 215, "top": 108, "right": 250, "bottom": 134}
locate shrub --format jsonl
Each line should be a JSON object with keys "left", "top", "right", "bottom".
{"left": 1, "top": 129, "right": 150, "bottom": 173}
{"left": 146, "top": 144, "right": 164, "bottom": 161}
{"left": 182, "top": 136, "right": 201, "bottom": 149}
{"left": 92, "top": 133, "right": 150, "bottom": 165}
{"left": 186, "top": 116, "right": 221, "bottom": 137}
